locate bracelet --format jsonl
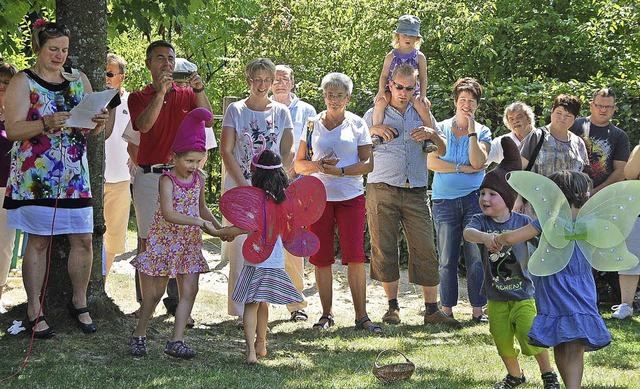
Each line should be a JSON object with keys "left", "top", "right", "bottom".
{"left": 41, "top": 117, "right": 52, "bottom": 133}
{"left": 341, "top": 167, "right": 345, "bottom": 176}
{"left": 192, "top": 86, "right": 205, "bottom": 93}
{"left": 468, "top": 132, "right": 477, "bottom": 138}
{"left": 455, "top": 163, "right": 460, "bottom": 174}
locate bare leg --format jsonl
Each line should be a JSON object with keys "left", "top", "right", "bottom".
{"left": 134, "top": 273, "right": 169, "bottom": 337}
{"left": 347, "top": 262, "right": 368, "bottom": 322}
{"left": 381, "top": 280, "right": 398, "bottom": 300}
{"left": 243, "top": 302, "right": 259, "bottom": 364}
{"left": 315, "top": 265, "right": 333, "bottom": 319}
{"left": 255, "top": 302, "right": 268, "bottom": 357}
{"left": 422, "top": 285, "right": 437, "bottom": 304}
{"left": 534, "top": 350, "right": 553, "bottom": 374}
{"left": 105, "top": 251, "right": 116, "bottom": 279}
{"left": 501, "top": 356, "right": 523, "bottom": 378}
{"left": 554, "top": 341, "right": 585, "bottom": 389}
{"left": 67, "top": 233, "right": 94, "bottom": 325}
{"left": 22, "top": 234, "right": 51, "bottom": 331}
{"left": 619, "top": 274, "right": 639, "bottom": 306}
{"left": 171, "top": 273, "right": 199, "bottom": 342}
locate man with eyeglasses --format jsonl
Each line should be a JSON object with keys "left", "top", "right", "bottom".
{"left": 363, "top": 63, "right": 458, "bottom": 328}
{"left": 128, "top": 41, "right": 212, "bottom": 319}
{"left": 570, "top": 88, "right": 629, "bottom": 195}
{"left": 270, "top": 64, "right": 316, "bottom": 322}
{"left": 103, "top": 53, "right": 132, "bottom": 280}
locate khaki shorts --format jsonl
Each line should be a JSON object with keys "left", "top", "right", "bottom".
{"left": 132, "top": 167, "right": 161, "bottom": 239}
{"left": 104, "top": 180, "right": 131, "bottom": 254}
{"left": 366, "top": 183, "right": 439, "bottom": 286}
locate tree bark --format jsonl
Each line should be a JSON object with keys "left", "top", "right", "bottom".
{"left": 44, "top": 0, "right": 110, "bottom": 315}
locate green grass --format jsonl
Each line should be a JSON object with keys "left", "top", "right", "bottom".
{"left": 1, "top": 232, "right": 639, "bottom": 388}
{"left": 1, "top": 287, "right": 639, "bottom": 388}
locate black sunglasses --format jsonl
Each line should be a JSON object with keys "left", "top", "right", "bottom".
{"left": 392, "top": 80, "right": 416, "bottom": 92}
{"left": 42, "top": 22, "right": 70, "bottom": 37}
{"left": 106, "top": 72, "right": 123, "bottom": 78}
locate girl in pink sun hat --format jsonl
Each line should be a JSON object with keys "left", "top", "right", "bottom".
{"left": 130, "top": 107, "right": 242, "bottom": 359}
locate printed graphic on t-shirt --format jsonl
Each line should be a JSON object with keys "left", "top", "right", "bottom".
{"left": 489, "top": 246, "right": 525, "bottom": 292}
{"left": 580, "top": 135, "right": 610, "bottom": 184}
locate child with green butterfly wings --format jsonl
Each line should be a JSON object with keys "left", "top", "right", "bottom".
{"left": 464, "top": 138, "right": 559, "bottom": 389}
{"left": 493, "top": 169, "right": 640, "bottom": 389}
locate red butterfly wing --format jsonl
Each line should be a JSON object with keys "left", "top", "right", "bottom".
{"left": 220, "top": 187, "right": 280, "bottom": 264}
{"left": 282, "top": 176, "right": 327, "bottom": 257}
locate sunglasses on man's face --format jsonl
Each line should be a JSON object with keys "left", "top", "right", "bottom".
{"left": 392, "top": 80, "right": 416, "bottom": 91}
{"left": 106, "top": 72, "right": 123, "bottom": 78}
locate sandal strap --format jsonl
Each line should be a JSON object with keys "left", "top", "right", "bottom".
{"left": 166, "top": 340, "right": 196, "bottom": 358}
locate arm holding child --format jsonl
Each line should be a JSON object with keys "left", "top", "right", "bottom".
{"left": 463, "top": 228, "right": 502, "bottom": 253}
{"left": 493, "top": 224, "right": 540, "bottom": 247}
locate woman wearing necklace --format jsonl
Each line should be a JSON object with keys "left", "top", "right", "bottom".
{"left": 294, "top": 73, "right": 378, "bottom": 334}
{"left": 428, "top": 77, "right": 492, "bottom": 324}
{"left": 0, "top": 62, "right": 18, "bottom": 315}
{"left": 3, "top": 20, "right": 113, "bottom": 338}
{"left": 220, "top": 58, "right": 294, "bottom": 326}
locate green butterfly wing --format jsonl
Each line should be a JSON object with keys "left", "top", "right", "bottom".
{"left": 507, "top": 171, "right": 572, "bottom": 249}
{"left": 575, "top": 180, "right": 640, "bottom": 271}
{"left": 528, "top": 233, "right": 573, "bottom": 276}
{"left": 509, "top": 172, "right": 640, "bottom": 275}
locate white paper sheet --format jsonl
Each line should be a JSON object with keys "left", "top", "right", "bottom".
{"left": 66, "top": 88, "right": 119, "bottom": 129}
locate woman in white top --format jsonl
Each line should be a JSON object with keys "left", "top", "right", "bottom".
{"left": 220, "top": 58, "right": 294, "bottom": 321}
{"left": 294, "top": 73, "right": 379, "bottom": 333}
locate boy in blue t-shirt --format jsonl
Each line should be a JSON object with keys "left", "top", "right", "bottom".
{"left": 463, "top": 138, "right": 560, "bottom": 389}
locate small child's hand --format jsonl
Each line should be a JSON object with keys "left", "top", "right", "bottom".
{"left": 217, "top": 225, "right": 248, "bottom": 242}
{"left": 484, "top": 232, "right": 503, "bottom": 253}
{"left": 374, "top": 92, "right": 387, "bottom": 104}
{"left": 421, "top": 96, "right": 431, "bottom": 109}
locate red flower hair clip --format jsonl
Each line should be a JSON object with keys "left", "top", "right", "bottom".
{"left": 34, "top": 18, "right": 48, "bottom": 29}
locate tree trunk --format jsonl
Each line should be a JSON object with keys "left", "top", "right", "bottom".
{"left": 44, "top": 0, "right": 111, "bottom": 317}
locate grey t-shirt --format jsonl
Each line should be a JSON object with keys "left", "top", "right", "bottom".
{"left": 466, "top": 212, "right": 535, "bottom": 301}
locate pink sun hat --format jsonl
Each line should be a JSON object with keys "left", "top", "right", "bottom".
{"left": 171, "top": 107, "right": 212, "bottom": 153}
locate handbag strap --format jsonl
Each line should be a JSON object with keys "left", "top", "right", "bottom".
{"left": 525, "top": 128, "right": 546, "bottom": 171}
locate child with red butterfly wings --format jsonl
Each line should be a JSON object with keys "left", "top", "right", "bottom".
{"left": 222, "top": 147, "right": 326, "bottom": 364}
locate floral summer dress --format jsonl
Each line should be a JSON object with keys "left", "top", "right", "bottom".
{"left": 4, "top": 69, "right": 91, "bottom": 208}
{"left": 131, "top": 171, "right": 210, "bottom": 277}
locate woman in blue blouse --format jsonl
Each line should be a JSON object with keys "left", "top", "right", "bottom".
{"left": 428, "top": 78, "right": 491, "bottom": 323}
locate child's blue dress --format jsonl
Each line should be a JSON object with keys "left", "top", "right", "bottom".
{"left": 528, "top": 221, "right": 612, "bottom": 351}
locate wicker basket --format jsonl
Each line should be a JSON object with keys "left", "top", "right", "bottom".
{"left": 372, "top": 349, "right": 415, "bottom": 384}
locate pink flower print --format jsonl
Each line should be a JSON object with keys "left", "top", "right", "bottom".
{"left": 27, "top": 107, "right": 41, "bottom": 122}
{"left": 22, "top": 136, "right": 52, "bottom": 171}
{"left": 29, "top": 92, "right": 40, "bottom": 105}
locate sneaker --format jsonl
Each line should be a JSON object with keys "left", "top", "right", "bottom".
{"left": 472, "top": 314, "right": 489, "bottom": 324}
{"left": 382, "top": 308, "right": 401, "bottom": 325}
{"left": 495, "top": 372, "right": 526, "bottom": 388}
{"left": 612, "top": 303, "right": 633, "bottom": 319}
{"left": 424, "top": 309, "right": 462, "bottom": 328}
{"left": 541, "top": 371, "right": 560, "bottom": 389}
{"left": 290, "top": 310, "right": 309, "bottom": 322}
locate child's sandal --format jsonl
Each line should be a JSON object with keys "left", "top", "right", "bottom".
{"left": 130, "top": 332, "right": 147, "bottom": 357}
{"left": 164, "top": 340, "right": 196, "bottom": 359}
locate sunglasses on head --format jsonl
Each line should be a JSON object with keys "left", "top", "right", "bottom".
{"left": 106, "top": 72, "right": 122, "bottom": 78}
{"left": 42, "top": 22, "right": 70, "bottom": 36}
{"left": 392, "top": 80, "right": 416, "bottom": 91}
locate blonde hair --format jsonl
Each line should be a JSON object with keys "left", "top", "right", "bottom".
{"left": 391, "top": 33, "right": 423, "bottom": 50}
{"left": 32, "top": 22, "right": 70, "bottom": 54}
{"left": 245, "top": 58, "right": 276, "bottom": 79}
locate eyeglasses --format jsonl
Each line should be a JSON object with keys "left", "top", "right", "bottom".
{"left": 250, "top": 78, "right": 273, "bottom": 85}
{"left": 273, "top": 77, "right": 291, "bottom": 84}
{"left": 391, "top": 80, "right": 416, "bottom": 91}
{"left": 106, "top": 72, "right": 123, "bottom": 78}
{"left": 324, "top": 93, "right": 347, "bottom": 101}
{"left": 594, "top": 103, "right": 615, "bottom": 110}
